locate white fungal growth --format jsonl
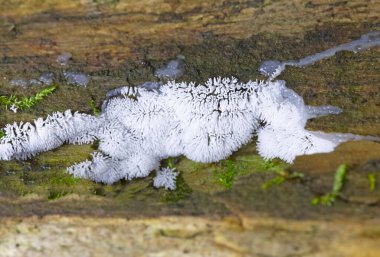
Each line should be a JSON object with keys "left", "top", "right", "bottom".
{"left": 0, "top": 110, "right": 101, "bottom": 160}
{"left": 9, "top": 78, "right": 29, "bottom": 88}
{"left": 9, "top": 105, "right": 18, "bottom": 113}
{"left": 39, "top": 72, "right": 55, "bottom": 85}
{"left": 153, "top": 167, "right": 179, "bottom": 190}
{"left": 64, "top": 72, "right": 90, "bottom": 87}
{"left": 67, "top": 152, "right": 125, "bottom": 184}
{"left": 154, "top": 56, "right": 184, "bottom": 79}
{"left": 162, "top": 77, "right": 261, "bottom": 162}
{"left": 0, "top": 77, "right": 378, "bottom": 186}
{"left": 56, "top": 52, "right": 72, "bottom": 66}
{"left": 259, "top": 32, "right": 380, "bottom": 79}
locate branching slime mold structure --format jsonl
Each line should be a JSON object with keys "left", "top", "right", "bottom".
{"left": 0, "top": 32, "right": 379, "bottom": 190}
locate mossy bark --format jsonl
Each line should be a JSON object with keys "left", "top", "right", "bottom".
{"left": 0, "top": 0, "right": 379, "bottom": 256}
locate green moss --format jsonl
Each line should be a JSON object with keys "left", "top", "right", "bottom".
{"left": 33, "top": 144, "right": 94, "bottom": 167}
{"left": 47, "top": 189, "right": 69, "bottom": 200}
{"left": 108, "top": 178, "right": 154, "bottom": 202}
{"left": 0, "top": 166, "right": 97, "bottom": 199}
{"left": 0, "top": 160, "right": 25, "bottom": 172}
{"left": 175, "top": 148, "right": 291, "bottom": 194}
{"left": 214, "top": 160, "right": 237, "bottom": 189}
{"left": 261, "top": 168, "right": 304, "bottom": 191}
{"left": 159, "top": 173, "right": 193, "bottom": 203}
{"left": 0, "top": 145, "right": 97, "bottom": 199}
{"left": 50, "top": 176, "right": 82, "bottom": 186}
{"left": 233, "top": 154, "right": 300, "bottom": 191}
{"left": 212, "top": 158, "right": 261, "bottom": 189}
{"left": 235, "top": 155, "right": 290, "bottom": 174}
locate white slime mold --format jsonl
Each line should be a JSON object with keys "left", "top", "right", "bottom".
{"left": 259, "top": 32, "right": 380, "bottom": 79}
{"left": 0, "top": 33, "right": 379, "bottom": 189}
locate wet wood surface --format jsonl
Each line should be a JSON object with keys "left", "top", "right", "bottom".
{"left": 0, "top": 1, "right": 380, "bottom": 256}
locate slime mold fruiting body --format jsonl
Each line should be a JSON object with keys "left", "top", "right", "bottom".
{"left": 1, "top": 78, "right": 377, "bottom": 186}
{"left": 1, "top": 32, "right": 380, "bottom": 188}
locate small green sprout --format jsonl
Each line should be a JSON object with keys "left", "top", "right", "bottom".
{"left": 368, "top": 173, "right": 376, "bottom": 192}
{"left": 167, "top": 157, "right": 176, "bottom": 169}
{"left": 260, "top": 158, "right": 303, "bottom": 190}
{"left": 261, "top": 170, "right": 304, "bottom": 190}
{"left": 0, "top": 85, "right": 57, "bottom": 111}
{"left": 312, "top": 164, "right": 347, "bottom": 206}
{"left": 261, "top": 175, "right": 285, "bottom": 190}
{"left": 89, "top": 98, "right": 100, "bottom": 116}
{"left": 0, "top": 129, "right": 5, "bottom": 139}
